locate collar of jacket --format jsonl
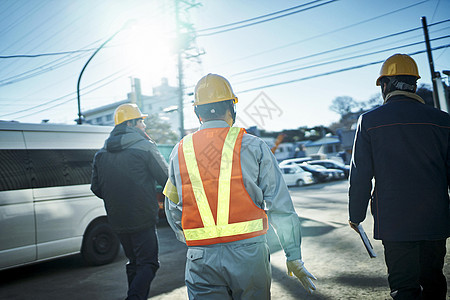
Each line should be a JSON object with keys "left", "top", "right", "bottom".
{"left": 384, "top": 90, "right": 425, "bottom": 104}
{"left": 199, "top": 119, "right": 230, "bottom": 130}
{"left": 105, "top": 125, "right": 149, "bottom": 152}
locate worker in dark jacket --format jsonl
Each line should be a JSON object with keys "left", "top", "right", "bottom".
{"left": 91, "top": 103, "right": 168, "bottom": 300}
{"left": 348, "top": 53, "right": 450, "bottom": 300}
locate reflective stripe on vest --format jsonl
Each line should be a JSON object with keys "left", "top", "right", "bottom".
{"left": 179, "top": 127, "right": 268, "bottom": 246}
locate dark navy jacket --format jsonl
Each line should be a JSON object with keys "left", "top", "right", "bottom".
{"left": 349, "top": 91, "right": 450, "bottom": 241}
{"left": 91, "top": 124, "right": 168, "bottom": 233}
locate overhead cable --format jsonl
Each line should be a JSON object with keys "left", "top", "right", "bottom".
{"left": 198, "top": 0, "right": 339, "bottom": 37}
{"left": 236, "top": 44, "right": 450, "bottom": 94}
{"left": 13, "top": 74, "right": 127, "bottom": 119}
{"left": 0, "top": 48, "right": 99, "bottom": 59}
{"left": 232, "top": 20, "right": 450, "bottom": 76}
{"left": 236, "top": 35, "right": 450, "bottom": 84}
{"left": 218, "top": 0, "right": 431, "bottom": 65}
{"left": 197, "top": 0, "right": 327, "bottom": 32}
{"left": 0, "top": 68, "right": 129, "bottom": 118}
{"left": 0, "top": 52, "right": 91, "bottom": 86}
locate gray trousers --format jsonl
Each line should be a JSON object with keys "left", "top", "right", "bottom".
{"left": 185, "top": 240, "right": 271, "bottom": 300}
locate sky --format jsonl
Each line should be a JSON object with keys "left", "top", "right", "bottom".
{"left": 0, "top": 0, "right": 449, "bottom": 133}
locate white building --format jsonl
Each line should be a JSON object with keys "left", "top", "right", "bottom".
{"left": 83, "top": 78, "right": 180, "bottom": 133}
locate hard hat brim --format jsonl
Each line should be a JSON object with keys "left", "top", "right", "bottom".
{"left": 193, "top": 97, "right": 238, "bottom": 106}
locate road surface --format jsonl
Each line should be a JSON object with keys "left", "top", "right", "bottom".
{"left": 1, "top": 180, "right": 448, "bottom": 299}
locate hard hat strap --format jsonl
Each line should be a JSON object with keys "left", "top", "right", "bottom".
{"left": 386, "top": 77, "right": 415, "bottom": 92}
{"left": 392, "top": 78, "right": 415, "bottom": 91}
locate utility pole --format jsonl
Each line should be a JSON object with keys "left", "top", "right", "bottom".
{"left": 175, "top": 0, "right": 185, "bottom": 138}
{"left": 174, "top": 0, "right": 203, "bottom": 138}
{"left": 421, "top": 16, "right": 440, "bottom": 109}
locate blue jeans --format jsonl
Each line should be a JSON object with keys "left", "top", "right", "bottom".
{"left": 118, "top": 226, "right": 160, "bottom": 300}
{"left": 383, "top": 239, "right": 447, "bottom": 300}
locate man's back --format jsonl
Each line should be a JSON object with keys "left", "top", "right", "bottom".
{"left": 91, "top": 125, "right": 168, "bottom": 233}
{"left": 349, "top": 53, "right": 449, "bottom": 300}
{"left": 350, "top": 94, "right": 450, "bottom": 241}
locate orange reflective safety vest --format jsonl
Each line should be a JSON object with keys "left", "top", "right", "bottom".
{"left": 178, "top": 127, "right": 268, "bottom": 246}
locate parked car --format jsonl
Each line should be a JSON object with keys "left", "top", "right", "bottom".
{"left": 298, "top": 163, "right": 333, "bottom": 183}
{"left": 308, "top": 159, "right": 350, "bottom": 178}
{"left": 279, "top": 165, "right": 315, "bottom": 187}
{"left": 279, "top": 157, "right": 312, "bottom": 166}
{"left": 310, "top": 164, "right": 345, "bottom": 180}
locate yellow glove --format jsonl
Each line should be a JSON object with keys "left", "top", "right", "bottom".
{"left": 286, "top": 259, "right": 317, "bottom": 294}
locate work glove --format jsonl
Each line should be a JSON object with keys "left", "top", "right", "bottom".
{"left": 348, "top": 220, "right": 360, "bottom": 233}
{"left": 286, "top": 259, "right": 317, "bottom": 294}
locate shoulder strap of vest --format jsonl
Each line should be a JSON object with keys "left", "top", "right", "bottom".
{"left": 182, "top": 127, "right": 242, "bottom": 227}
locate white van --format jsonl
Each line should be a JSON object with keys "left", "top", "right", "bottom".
{"left": 0, "top": 122, "right": 119, "bottom": 271}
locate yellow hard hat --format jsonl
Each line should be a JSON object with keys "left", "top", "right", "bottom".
{"left": 194, "top": 74, "right": 238, "bottom": 106}
{"left": 114, "top": 103, "right": 148, "bottom": 125}
{"left": 376, "top": 54, "right": 420, "bottom": 86}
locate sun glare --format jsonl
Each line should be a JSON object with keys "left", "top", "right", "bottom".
{"left": 122, "top": 21, "right": 177, "bottom": 89}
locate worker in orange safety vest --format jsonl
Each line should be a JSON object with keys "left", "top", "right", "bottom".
{"left": 163, "top": 73, "right": 316, "bottom": 299}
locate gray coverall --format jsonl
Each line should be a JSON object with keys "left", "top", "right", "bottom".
{"left": 164, "top": 120, "right": 302, "bottom": 300}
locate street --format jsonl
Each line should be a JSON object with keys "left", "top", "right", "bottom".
{"left": 1, "top": 180, "right": 449, "bottom": 299}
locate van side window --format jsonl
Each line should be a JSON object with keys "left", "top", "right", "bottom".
{"left": 0, "top": 150, "right": 30, "bottom": 191}
{"left": 0, "top": 149, "right": 98, "bottom": 191}
{"left": 29, "top": 150, "right": 98, "bottom": 188}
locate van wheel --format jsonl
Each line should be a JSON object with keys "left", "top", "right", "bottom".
{"left": 81, "top": 221, "right": 119, "bottom": 266}
{"left": 296, "top": 179, "right": 305, "bottom": 187}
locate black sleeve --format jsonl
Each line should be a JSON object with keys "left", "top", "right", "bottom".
{"left": 348, "top": 115, "right": 373, "bottom": 223}
{"left": 146, "top": 141, "right": 169, "bottom": 186}
{"left": 447, "top": 131, "right": 450, "bottom": 189}
{"left": 90, "top": 152, "right": 103, "bottom": 199}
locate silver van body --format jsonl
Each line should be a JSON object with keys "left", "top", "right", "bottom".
{"left": 0, "top": 122, "right": 119, "bottom": 270}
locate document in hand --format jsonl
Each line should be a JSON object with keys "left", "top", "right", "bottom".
{"left": 356, "top": 224, "right": 377, "bottom": 258}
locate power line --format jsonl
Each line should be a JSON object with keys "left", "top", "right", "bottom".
{"left": 232, "top": 26, "right": 422, "bottom": 77}
{"left": 0, "top": 68, "right": 130, "bottom": 118}
{"left": 0, "top": 48, "right": 100, "bottom": 59}
{"left": 0, "top": 3, "right": 108, "bottom": 78}
{"left": 236, "top": 44, "right": 450, "bottom": 94}
{"left": 235, "top": 35, "right": 450, "bottom": 84}
{"left": 198, "top": 0, "right": 339, "bottom": 37}
{"left": 215, "top": 0, "right": 431, "bottom": 66}
{"left": 0, "top": 2, "right": 64, "bottom": 53}
{"left": 0, "top": 39, "right": 104, "bottom": 86}
{"left": 230, "top": 19, "right": 448, "bottom": 78}
{"left": 0, "top": 2, "right": 173, "bottom": 85}
{"left": 0, "top": 2, "right": 47, "bottom": 38}
{"left": 14, "top": 74, "right": 127, "bottom": 120}
{"left": 0, "top": 51, "right": 91, "bottom": 86}
{"left": 197, "top": 0, "right": 326, "bottom": 32}
{"left": 431, "top": 0, "right": 441, "bottom": 22}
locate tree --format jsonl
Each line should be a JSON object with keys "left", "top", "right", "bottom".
{"left": 361, "top": 94, "right": 383, "bottom": 110}
{"left": 329, "top": 96, "right": 358, "bottom": 116}
{"left": 416, "top": 84, "right": 434, "bottom": 106}
{"left": 144, "top": 114, "right": 179, "bottom": 144}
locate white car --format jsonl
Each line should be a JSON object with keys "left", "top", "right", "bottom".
{"left": 279, "top": 157, "right": 312, "bottom": 166}
{"left": 279, "top": 165, "right": 315, "bottom": 187}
